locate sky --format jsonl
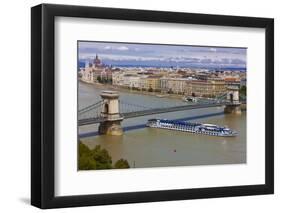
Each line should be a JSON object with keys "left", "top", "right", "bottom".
{"left": 78, "top": 41, "right": 247, "bottom": 69}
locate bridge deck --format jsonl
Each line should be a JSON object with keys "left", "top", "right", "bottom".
{"left": 78, "top": 102, "right": 227, "bottom": 126}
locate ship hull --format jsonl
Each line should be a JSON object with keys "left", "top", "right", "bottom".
{"left": 146, "top": 119, "right": 237, "bottom": 137}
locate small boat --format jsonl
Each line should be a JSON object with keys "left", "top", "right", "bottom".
{"left": 156, "top": 94, "right": 167, "bottom": 98}
{"left": 146, "top": 119, "right": 237, "bottom": 137}
{"left": 182, "top": 96, "right": 197, "bottom": 103}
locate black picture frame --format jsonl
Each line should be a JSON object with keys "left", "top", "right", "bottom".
{"left": 31, "top": 3, "right": 274, "bottom": 209}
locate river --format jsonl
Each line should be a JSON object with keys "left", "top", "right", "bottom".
{"left": 79, "top": 82, "right": 246, "bottom": 168}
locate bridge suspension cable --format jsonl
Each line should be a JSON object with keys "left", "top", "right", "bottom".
{"left": 119, "top": 100, "right": 153, "bottom": 113}
{"left": 77, "top": 94, "right": 235, "bottom": 126}
{"left": 78, "top": 100, "right": 103, "bottom": 115}
{"left": 78, "top": 101, "right": 104, "bottom": 122}
{"left": 216, "top": 93, "right": 228, "bottom": 100}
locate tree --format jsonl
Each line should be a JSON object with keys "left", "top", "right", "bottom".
{"left": 167, "top": 88, "right": 173, "bottom": 94}
{"left": 78, "top": 142, "right": 96, "bottom": 170}
{"left": 79, "top": 141, "right": 91, "bottom": 156}
{"left": 97, "top": 76, "right": 102, "bottom": 83}
{"left": 78, "top": 143, "right": 112, "bottom": 170}
{"left": 114, "top": 159, "right": 130, "bottom": 169}
{"left": 78, "top": 142, "right": 130, "bottom": 170}
{"left": 79, "top": 153, "right": 97, "bottom": 170}
{"left": 148, "top": 87, "right": 153, "bottom": 92}
{"left": 240, "top": 85, "right": 246, "bottom": 96}
{"left": 92, "top": 145, "right": 112, "bottom": 169}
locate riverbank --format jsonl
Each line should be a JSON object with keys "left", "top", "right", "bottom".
{"left": 79, "top": 79, "right": 185, "bottom": 100}
{"left": 79, "top": 79, "right": 247, "bottom": 110}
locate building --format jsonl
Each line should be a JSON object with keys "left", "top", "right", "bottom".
{"left": 80, "top": 54, "right": 112, "bottom": 83}
{"left": 160, "top": 77, "right": 190, "bottom": 94}
{"left": 80, "top": 67, "right": 95, "bottom": 83}
{"left": 160, "top": 77, "right": 169, "bottom": 92}
{"left": 185, "top": 79, "right": 226, "bottom": 97}
{"left": 224, "top": 77, "right": 241, "bottom": 87}
{"left": 240, "top": 77, "right": 247, "bottom": 87}
{"left": 122, "top": 74, "right": 141, "bottom": 88}
{"left": 139, "top": 76, "right": 148, "bottom": 91}
{"left": 112, "top": 71, "right": 125, "bottom": 86}
{"left": 145, "top": 76, "right": 161, "bottom": 92}
{"left": 112, "top": 72, "right": 141, "bottom": 88}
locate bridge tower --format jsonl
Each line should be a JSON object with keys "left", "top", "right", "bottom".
{"left": 224, "top": 86, "right": 242, "bottom": 114}
{"left": 98, "top": 91, "right": 124, "bottom": 136}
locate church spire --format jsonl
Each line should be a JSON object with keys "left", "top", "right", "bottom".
{"left": 93, "top": 53, "right": 101, "bottom": 67}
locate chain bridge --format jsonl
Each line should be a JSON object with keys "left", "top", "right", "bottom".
{"left": 78, "top": 88, "right": 246, "bottom": 129}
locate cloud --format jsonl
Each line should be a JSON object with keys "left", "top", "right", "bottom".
{"left": 221, "top": 58, "right": 230, "bottom": 64}
{"left": 104, "top": 46, "right": 112, "bottom": 50}
{"left": 231, "top": 58, "right": 245, "bottom": 64}
{"left": 200, "top": 58, "right": 212, "bottom": 63}
{"left": 116, "top": 46, "right": 129, "bottom": 51}
{"left": 102, "top": 45, "right": 129, "bottom": 51}
{"left": 78, "top": 41, "right": 246, "bottom": 68}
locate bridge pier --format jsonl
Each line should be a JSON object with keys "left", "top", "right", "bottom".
{"left": 224, "top": 86, "right": 241, "bottom": 114}
{"left": 224, "top": 104, "right": 242, "bottom": 114}
{"left": 98, "top": 91, "right": 124, "bottom": 136}
{"left": 99, "top": 120, "right": 123, "bottom": 136}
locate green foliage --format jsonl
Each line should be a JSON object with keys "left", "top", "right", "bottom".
{"left": 79, "top": 142, "right": 91, "bottom": 157}
{"left": 78, "top": 143, "right": 96, "bottom": 170}
{"left": 78, "top": 143, "right": 112, "bottom": 170}
{"left": 91, "top": 145, "right": 112, "bottom": 169}
{"left": 114, "top": 159, "right": 130, "bottom": 169}
{"left": 79, "top": 143, "right": 130, "bottom": 170}
{"left": 79, "top": 153, "right": 97, "bottom": 170}
{"left": 96, "top": 76, "right": 112, "bottom": 84}
{"left": 240, "top": 85, "right": 246, "bottom": 96}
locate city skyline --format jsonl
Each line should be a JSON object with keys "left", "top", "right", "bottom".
{"left": 78, "top": 41, "right": 247, "bottom": 171}
{"left": 78, "top": 41, "right": 247, "bottom": 69}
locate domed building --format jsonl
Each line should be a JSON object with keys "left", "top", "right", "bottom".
{"left": 80, "top": 54, "right": 112, "bottom": 83}
{"left": 93, "top": 54, "right": 102, "bottom": 68}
